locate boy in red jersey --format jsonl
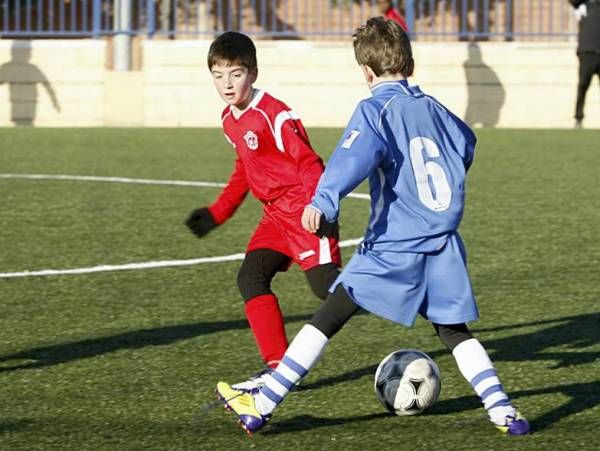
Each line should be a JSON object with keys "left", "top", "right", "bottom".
{"left": 185, "top": 31, "right": 341, "bottom": 391}
{"left": 377, "top": 0, "right": 409, "bottom": 32}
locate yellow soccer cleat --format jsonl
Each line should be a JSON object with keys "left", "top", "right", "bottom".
{"left": 216, "top": 381, "right": 270, "bottom": 435}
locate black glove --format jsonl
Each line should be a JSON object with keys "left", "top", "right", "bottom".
{"left": 315, "top": 216, "right": 339, "bottom": 239}
{"left": 185, "top": 207, "right": 218, "bottom": 238}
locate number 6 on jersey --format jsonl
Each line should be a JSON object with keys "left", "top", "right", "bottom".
{"left": 409, "top": 136, "right": 452, "bottom": 211}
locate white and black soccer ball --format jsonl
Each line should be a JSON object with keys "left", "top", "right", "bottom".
{"left": 374, "top": 349, "right": 441, "bottom": 416}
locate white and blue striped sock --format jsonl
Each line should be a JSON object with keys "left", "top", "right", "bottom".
{"left": 452, "top": 338, "right": 515, "bottom": 425}
{"left": 255, "top": 324, "right": 328, "bottom": 416}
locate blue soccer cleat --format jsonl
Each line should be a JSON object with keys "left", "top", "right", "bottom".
{"left": 216, "top": 381, "right": 270, "bottom": 435}
{"left": 494, "top": 410, "right": 530, "bottom": 436}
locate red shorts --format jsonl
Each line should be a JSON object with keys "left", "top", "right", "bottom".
{"left": 247, "top": 206, "right": 341, "bottom": 272}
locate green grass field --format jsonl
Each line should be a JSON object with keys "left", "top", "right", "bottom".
{"left": 0, "top": 128, "right": 598, "bottom": 450}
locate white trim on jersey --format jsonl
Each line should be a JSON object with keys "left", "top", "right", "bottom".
{"left": 299, "top": 249, "right": 316, "bottom": 260}
{"left": 248, "top": 89, "right": 265, "bottom": 109}
{"left": 223, "top": 133, "right": 235, "bottom": 148}
{"left": 379, "top": 95, "right": 398, "bottom": 129}
{"left": 372, "top": 81, "right": 411, "bottom": 95}
{"left": 273, "top": 110, "right": 299, "bottom": 152}
{"left": 224, "top": 89, "right": 265, "bottom": 121}
{"left": 249, "top": 90, "right": 277, "bottom": 142}
{"left": 397, "top": 82, "right": 411, "bottom": 95}
{"left": 318, "top": 237, "right": 332, "bottom": 265}
{"left": 223, "top": 89, "right": 299, "bottom": 154}
{"left": 371, "top": 81, "right": 399, "bottom": 92}
{"left": 253, "top": 107, "right": 277, "bottom": 140}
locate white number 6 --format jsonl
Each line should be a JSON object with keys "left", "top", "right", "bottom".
{"left": 409, "top": 137, "right": 452, "bottom": 211}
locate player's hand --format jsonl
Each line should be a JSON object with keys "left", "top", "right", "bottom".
{"left": 302, "top": 205, "right": 322, "bottom": 234}
{"left": 185, "top": 207, "right": 218, "bottom": 238}
{"left": 316, "top": 216, "right": 339, "bottom": 239}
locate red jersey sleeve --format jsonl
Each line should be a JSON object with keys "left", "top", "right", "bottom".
{"left": 278, "top": 116, "right": 325, "bottom": 199}
{"left": 208, "top": 156, "right": 249, "bottom": 224}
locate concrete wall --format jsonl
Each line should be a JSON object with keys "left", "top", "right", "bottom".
{"left": 0, "top": 40, "right": 105, "bottom": 127}
{"left": 1, "top": 39, "right": 598, "bottom": 129}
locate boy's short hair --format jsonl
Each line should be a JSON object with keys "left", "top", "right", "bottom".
{"left": 207, "top": 31, "right": 257, "bottom": 71}
{"left": 353, "top": 17, "right": 414, "bottom": 78}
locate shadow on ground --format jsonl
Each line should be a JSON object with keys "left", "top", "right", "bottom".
{"left": 0, "top": 314, "right": 312, "bottom": 372}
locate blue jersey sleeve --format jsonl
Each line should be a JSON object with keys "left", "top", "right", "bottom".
{"left": 311, "top": 101, "right": 387, "bottom": 222}
{"left": 446, "top": 107, "right": 476, "bottom": 171}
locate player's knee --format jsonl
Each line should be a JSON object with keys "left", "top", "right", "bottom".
{"left": 433, "top": 323, "right": 472, "bottom": 351}
{"left": 305, "top": 263, "right": 340, "bottom": 300}
{"left": 237, "top": 249, "right": 289, "bottom": 302}
{"left": 310, "top": 285, "right": 359, "bottom": 338}
{"left": 237, "top": 261, "right": 271, "bottom": 302}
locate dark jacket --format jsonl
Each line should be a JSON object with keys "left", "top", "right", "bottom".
{"left": 570, "top": 0, "right": 600, "bottom": 53}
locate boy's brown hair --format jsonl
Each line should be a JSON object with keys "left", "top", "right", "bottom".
{"left": 207, "top": 31, "right": 258, "bottom": 71}
{"left": 353, "top": 17, "right": 414, "bottom": 78}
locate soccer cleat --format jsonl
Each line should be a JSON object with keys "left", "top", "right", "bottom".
{"left": 216, "top": 381, "right": 270, "bottom": 435}
{"left": 494, "top": 411, "right": 530, "bottom": 436}
{"left": 231, "top": 367, "right": 274, "bottom": 393}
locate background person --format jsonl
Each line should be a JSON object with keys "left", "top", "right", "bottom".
{"left": 570, "top": 0, "right": 600, "bottom": 128}
{"left": 377, "top": 0, "right": 409, "bottom": 32}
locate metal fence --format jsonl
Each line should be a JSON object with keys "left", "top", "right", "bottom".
{"left": 0, "top": 0, "right": 578, "bottom": 40}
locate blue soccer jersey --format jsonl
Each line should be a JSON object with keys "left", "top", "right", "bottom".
{"left": 312, "top": 80, "right": 476, "bottom": 253}
{"left": 313, "top": 79, "right": 479, "bottom": 325}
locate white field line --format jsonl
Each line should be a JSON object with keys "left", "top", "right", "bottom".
{"left": 0, "top": 173, "right": 370, "bottom": 200}
{"left": 0, "top": 173, "right": 369, "bottom": 278}
{"left": 0, "top": 173, "right": 227, "bottom": 188}
{"left": 0, "top": 239, "right": 363, "bottom": 278}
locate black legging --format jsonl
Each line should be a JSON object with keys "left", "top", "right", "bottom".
{"left": 310, "top": 284, "right": 473, "bottom": 350}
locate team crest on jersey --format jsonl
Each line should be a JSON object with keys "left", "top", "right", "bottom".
{"left": 243, "top": 131, "right": 259, "bottom": 150}
{"left": 342, "top": 130, "right": 360, "bottom": 149}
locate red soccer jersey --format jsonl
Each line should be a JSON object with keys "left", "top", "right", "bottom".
{"left": 384, "top": 7, "right": 409, "bottom": 32}
{"left": 208, "top": 90, "right": 325, "bottom": 224}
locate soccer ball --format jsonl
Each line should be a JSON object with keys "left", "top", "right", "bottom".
{"left": 374, "top": 349, "right": 441, "bottom": 416}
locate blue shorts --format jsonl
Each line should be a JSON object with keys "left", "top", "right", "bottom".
{"left": 330, "top": 233, "right": 479, "bottom": 326}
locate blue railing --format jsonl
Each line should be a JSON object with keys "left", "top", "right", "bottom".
{"left": 0, "top": 0, "right": 578, "bottom": 40}
{"left": 0, "top": 0, "right": 149, "bottom": 37}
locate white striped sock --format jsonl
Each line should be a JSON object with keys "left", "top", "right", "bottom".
{"left": 256, "top": 324, "right": 328, "bottom": 415}
{"left": 452, "top": 338, "right": 515, "bottom": 424}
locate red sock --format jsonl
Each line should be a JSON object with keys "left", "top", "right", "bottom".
{"left": 244, "top": 294, "right": 288, "bottom": 368}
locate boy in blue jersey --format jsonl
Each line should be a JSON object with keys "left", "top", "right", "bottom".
{"left": 216, "top": 17, "right": 530, "bottom": 436}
